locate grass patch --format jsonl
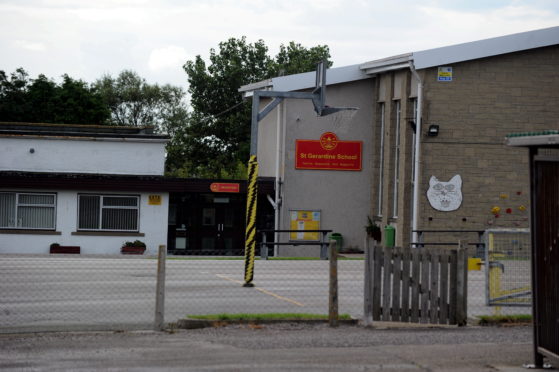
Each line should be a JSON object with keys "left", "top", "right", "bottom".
{"left": 187, "top": 313, "right": 352, "bottom": 321}
{"left": 269, "top": 256, "right": 363, "bottom": 261}
{"left": 171, "top": 257, "right": 243, "bottom": 260}
{"left": 477, "top": 314, "right": 532, "bottom": 326}
{"left": 154, "top": 256, "right": 363, "bottom": 261}
{"left": 268, "top": 257, "right": 320, "bottom": 261}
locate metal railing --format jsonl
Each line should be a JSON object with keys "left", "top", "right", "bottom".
{"left": 258, "top": 229, "right": 332, "bottom": 259}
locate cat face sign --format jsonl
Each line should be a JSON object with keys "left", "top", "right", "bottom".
{"left": 427, "top": 175, "right": 463, "bottom": 212}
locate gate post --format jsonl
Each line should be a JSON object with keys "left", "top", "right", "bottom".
{"left": 363, "top": 237, "right": 374, "bottom": 326}
{"left": 456, "top": 241, "right": 468, "bottom": 326}
{"left": 154, "top": 245, "right": 166, "bottom": 331}
{"left": 329, "top": 240, "right": 339, "bottom": 327}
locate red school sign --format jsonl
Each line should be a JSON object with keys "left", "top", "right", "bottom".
{"left": 295, "top": 132, "right": 362, "bottom": 171}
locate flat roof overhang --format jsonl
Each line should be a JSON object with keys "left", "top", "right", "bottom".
{"left": 0, "top": 171, "right": 274, "bottom": 194}
{"left": 506, "top": 132, "right": 559, "bottom": 148}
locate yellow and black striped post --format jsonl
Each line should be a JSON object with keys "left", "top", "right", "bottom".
{"left": 243, "top": 155, "right": 259, "bottom": 287}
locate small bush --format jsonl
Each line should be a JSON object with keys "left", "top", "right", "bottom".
{"left": 477, "top": 314, "right": 532, "bottom": 326}
{"left": 124, "top": 240, "right": 146, "bottom": 247}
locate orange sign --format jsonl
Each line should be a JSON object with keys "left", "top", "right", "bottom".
{"left": 210, "top": 183, "right": 240, "bottom": 193}
{"left": 296, "top": 132, "right": 362, "bottom": 171}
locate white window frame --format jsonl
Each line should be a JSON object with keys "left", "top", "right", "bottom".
{"left": 77, "top": 194, "right": 140, "bottom": 232}
{"left": 0, "top": 192, "right": 57, "bottom": 230}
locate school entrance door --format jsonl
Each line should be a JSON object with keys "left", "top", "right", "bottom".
{"left": 169, "top": 193, "right": 246, "bottom": 255}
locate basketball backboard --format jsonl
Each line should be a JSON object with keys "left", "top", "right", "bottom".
{"left": 312, "top": 60, "right": 327, "bottom": 116}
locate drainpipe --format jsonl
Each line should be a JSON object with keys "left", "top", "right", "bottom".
{"left": 409, "top": 62, "right": 423, "bottom": 245}
{"left": 273, "top": 101, "right": 283, "bottom": 256}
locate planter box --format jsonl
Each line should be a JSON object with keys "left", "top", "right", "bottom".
{"left": 121, "top": 246, "right": 146, "bottom": 255}
{"left": 50, "top": 246, "right": 80, "bottom": 254}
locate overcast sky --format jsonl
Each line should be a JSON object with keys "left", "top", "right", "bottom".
{"left": 1, "top": 0, "right": 559, "bottom": 91}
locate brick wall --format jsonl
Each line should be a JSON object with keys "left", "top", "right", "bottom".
{"left": 415, "top": 45, "right": 559, "bottom": 245}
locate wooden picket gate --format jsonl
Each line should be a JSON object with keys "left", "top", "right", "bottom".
{"left": 364, "top": 243, "right": 468, "bottom": 325}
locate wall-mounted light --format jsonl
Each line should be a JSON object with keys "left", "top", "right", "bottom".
{"left": 427, "top": 124, "right": 439, "bottom": 137}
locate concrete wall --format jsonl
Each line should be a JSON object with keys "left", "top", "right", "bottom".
{"left": 0, "top": 137, "right": 166, "bottom": 175}
{"left": 0, "top": 190, "right": 169, "bottom": 255}
{"left": 258, "top": 79, "right": 376, "bottom": 255}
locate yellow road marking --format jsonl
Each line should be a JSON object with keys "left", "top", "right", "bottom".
{"left": 216, "top": 274, "right": 305, "bottom": 307}
{"left": 254, "top": 287, "right": 305, "bottom": 307}
{"left": 216, "top": 274, "right": 244, "bottom": 285}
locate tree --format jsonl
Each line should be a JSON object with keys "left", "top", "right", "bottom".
{"left": 271, "top": 41, "right": 333, "bottom": 76}
{"left": 53, "top": 75, "right": 110, "bottom": 124}
{"left": 0, "top": 68, "right": 110, "bottom": 124}
{"left": 0, "top": 68, "right": 32, "bottom": 122}
{"left": 180, "top": 37, "right": 331, "bottom": 178}
{"left": 25, "top": 74, "right": 57, "bottom": 123}
{"left": 94, "top": 70, "right": 189, "bottom": 132}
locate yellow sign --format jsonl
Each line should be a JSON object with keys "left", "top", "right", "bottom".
{"left": 468, "top": 258, "right": 482, "bottom": 271}
{"left": 437, "top": 66, "right": 453, "bottom": 81}
{"left": 290, "top": 210, "right": 320, "bottom": 241}
{"left": 148, "top": 195, "right": 162, "bottom": 205}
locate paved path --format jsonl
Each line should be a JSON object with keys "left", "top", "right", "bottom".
{"left": 0, "top": 324, "right": 538, "bottom": 371}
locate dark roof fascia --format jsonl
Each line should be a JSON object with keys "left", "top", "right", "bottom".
{"left": 0, "top": 122, "right": 169, "bottom": 140}
{"left": 0, "top": 172, "right": 274, "bottom": 194}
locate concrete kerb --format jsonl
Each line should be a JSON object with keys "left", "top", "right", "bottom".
{"left": 175, "top": 318, "right": 461, "bottom": 330}
{"left": 176, "top": 318, "right": 358, "bottom": 329}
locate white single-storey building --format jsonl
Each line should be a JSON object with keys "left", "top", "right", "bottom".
{"left": 0, "top": 122, "right": 170, "bottom": 255}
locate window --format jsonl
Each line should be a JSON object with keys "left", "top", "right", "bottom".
{"left": 392, "top": 100, "right": 401, "bottom": 218}
{"left": 410, "top": 98, "right": 418, "bottom": 188}
{"left": 377, "top": 103, "right": 385, "bottom": 217}
{"left": 78, "top": 194, "right": 139, "bottom": 231}
{"left": 0, "top": 192, "right": 56, "bottom": 229}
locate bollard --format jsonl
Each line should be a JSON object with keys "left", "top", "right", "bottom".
{"left": 154, "top": 245, "right": 166, "bottom": 331}
{"left": 328, "top": 239, "right": 339, "bottom": 327}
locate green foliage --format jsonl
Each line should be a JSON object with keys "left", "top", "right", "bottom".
{"left": 124, "top": 240, "right": 146, "bottom": 247}
{"left": 365, "top": 216, "right": 381, "bottom": 240}
{"left": 94, "top": 70, "right": 189, "bottom": 130}
{"left": 272, "top": 41, "right": 333, "bottom": 76}
{"left": 477, "top": 314, "right": 532, "bottom": 325}
{"left": 180, "top": 37, "right": 331, "bottom": 178}
{"left": 0, "top": 68, "right": 110, "bottom": 124}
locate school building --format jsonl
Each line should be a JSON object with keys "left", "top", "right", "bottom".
{"left": 240, "top": 26, "right": 559, "bottom": 252}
